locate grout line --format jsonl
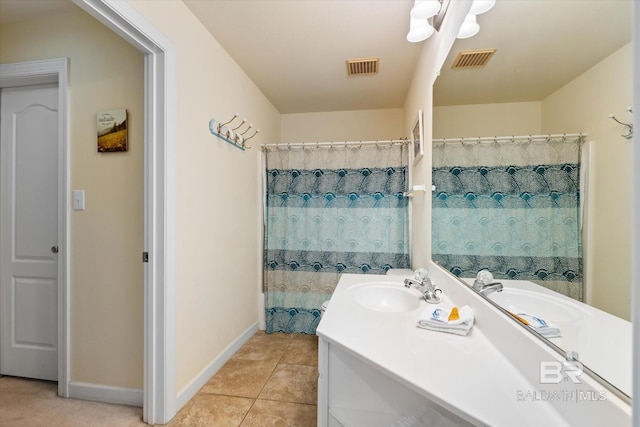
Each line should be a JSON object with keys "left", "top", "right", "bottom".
{"left": 237, "top": 397, "right": 257, "bottom": 427}
{"left": 253, "top": 397, "right": 318, "bottom": 407}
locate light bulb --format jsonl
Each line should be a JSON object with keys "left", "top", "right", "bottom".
{"left": 457, "top": 14, "right": 479, "bottom": 39}
{"left": 410, "top": 0, "right": 441, "bottom": 19}
{"left": 469, "top": 0, "right": 495, "bottom": 16}
{"left": 407, "top": 18, "right": 435, "bottom": 43}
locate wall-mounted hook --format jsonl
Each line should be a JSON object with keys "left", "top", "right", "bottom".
{"left": 220, "top": 113, "right": 239, "bottom": 127}
{"left": 239, "top": 124, "right": 253, "bottom": 136}
{"left": 608, "top": 111, "right": 633, "bottom": 140}
{"left": 231, "top": 118, "right": 247, "bottom": 131}
{"left": 243, "top": 128, "right": 260, "bottom": 143}
{"left": 210, "top": 114, "right": 260, "bottom": 151}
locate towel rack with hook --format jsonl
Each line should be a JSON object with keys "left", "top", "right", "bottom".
{"left": 209, "top": 113, "right": 260, "bottom": 151}
{"left": 608, "top": 106, "right": 633, "bottom": 140}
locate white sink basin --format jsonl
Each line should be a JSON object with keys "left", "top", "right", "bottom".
{"left": 487, "top": 287, "right": 586, "bottom": 323}
{"left": 349, "top": 282, "right": 421, "bottom": 312}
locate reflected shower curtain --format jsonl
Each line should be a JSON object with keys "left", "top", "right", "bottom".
{"left": 264, "top": 143, "right": 410, "bottom": 334}
{"left": 432, "top": 135, "right": 583, "bottom": 300}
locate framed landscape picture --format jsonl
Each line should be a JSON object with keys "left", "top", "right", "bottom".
{"left": 412, "top": 109, "right": 423, "bottom": 165}
{"left": 97, "top": 109, "right": 128, "bottom": 152}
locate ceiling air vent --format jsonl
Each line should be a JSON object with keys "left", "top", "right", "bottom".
{"left": 451, "top": 49, "right": 497, "bottom": 69}
{"left": 346, "top": 57, "right": 379, "bottom": 76}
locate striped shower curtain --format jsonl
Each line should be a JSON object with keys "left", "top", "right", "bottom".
{"left": 264, "top": 143, "right": 410, "bottom": 334}
{"left": 432, "top": 135, "right": 584, "bottom": 300}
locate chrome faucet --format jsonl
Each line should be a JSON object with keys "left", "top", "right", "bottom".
{"left": 474, "top": 281, "right": 503, "bottom": 296}
{"left": 472, "top": 269, "right": 503, "bottom": 296}
{"left": 404, "top": 268, "right": 442, "bottom": 304}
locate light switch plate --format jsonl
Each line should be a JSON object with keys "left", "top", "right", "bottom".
{"left": 73, "top": 190, "right": 85, "bottom": 210}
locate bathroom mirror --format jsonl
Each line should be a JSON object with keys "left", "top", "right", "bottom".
{"left": 431, "top": 0, "right": 632, "bottom": 398}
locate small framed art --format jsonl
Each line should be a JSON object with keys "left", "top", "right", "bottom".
{"left": 97, "top": 109, "right": 128, "bottom": 152}
{"left": 411, "top": 109, "right": 423, "bottom": 165}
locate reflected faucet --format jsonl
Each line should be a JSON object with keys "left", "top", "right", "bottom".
{"left": 404, "top": 268, "right": 442, "bottom": 304}
{"left": 473, "top": 269, "right": 503, "bottom": 296}
{"left": 476, "top": 282, "right": 503, "bottom": 296}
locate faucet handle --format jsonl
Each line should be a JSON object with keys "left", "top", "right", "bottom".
{"left": 414, "top": 268, "right": 429, "bottom": 282}
{"left": 476, "top": 269, "right": 494, "bottom": 286}
{"left": 423, "top": 289, "right": 442, "bottom": 304}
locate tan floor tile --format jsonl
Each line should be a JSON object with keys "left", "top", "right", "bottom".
{"left": 232, "top": 331, "right": 293, "bottom": 362}
{"left": 258, "top": 363, "right": 318, "bottom": 405}
{"left": 239, "top": 399, "right": 316, "bottom": 427}
{"left": 281, "top": 334, "right": 318, "bottom": 366}
{"left": 167, "top": 393, "right": 253, "bottom": 427}
{"left": 202, "top": 359, "right": 277, "bottom": 398}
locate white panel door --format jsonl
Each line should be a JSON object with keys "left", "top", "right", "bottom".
{"left": 0, "top": 84, "right": 59, "bottom": 381}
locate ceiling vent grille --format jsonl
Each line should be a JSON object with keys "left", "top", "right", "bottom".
{"left": 451, "top": 49, "right": 497, "bottom": 69}
{"left": 346, "top": 58, "right": 379, "bottom": 76}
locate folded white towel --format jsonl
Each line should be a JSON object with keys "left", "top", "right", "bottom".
{"left": 417, "top": 305, "right": 474, "bottom": 336}
{"left": 509, "top": 311, "right": 561, "bottom": 338}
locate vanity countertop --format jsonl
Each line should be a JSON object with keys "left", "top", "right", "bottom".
{"left": 318, "top": 273, "right": 573, "bottom": 426}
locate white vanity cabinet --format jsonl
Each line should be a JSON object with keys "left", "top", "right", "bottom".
{"left": 316, "top": 271, "right": 631, "bottom": 427}
{"left": 317, "top": 337, "right": 474, "bottom": 427}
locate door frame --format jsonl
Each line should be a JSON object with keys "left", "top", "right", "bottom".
{"left": 1, "top": 0, "right": 177, "bottom": 423}
{"left": 0, "top": 57, "right": 70, "bottom": 396}
{"left": 70, "top": 0, "right": 177, "bottom": 424}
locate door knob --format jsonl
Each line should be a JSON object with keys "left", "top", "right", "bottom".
{"left": 51, "top": 246, "right": 59, "bottom": 254}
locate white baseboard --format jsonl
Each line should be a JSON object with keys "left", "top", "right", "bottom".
{"left": 176, "top": 322, "right": 259, "bottom": 409}
{"left": 68, "top": 381, "right": 143, "bottom": 407}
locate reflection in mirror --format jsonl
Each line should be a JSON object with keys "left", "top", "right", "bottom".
{"left": 431, "top": 0, "right": 633, "bottom": 398}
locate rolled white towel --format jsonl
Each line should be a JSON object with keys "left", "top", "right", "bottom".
{"left": 417, "top": 305, "right": 474, "bottom": 336}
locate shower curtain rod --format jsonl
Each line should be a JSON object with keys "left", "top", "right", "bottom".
{"left": 433, "top": 133, "right": 585, "bottom": 144}
{"left": 261, "top": 139, "right": 408, "bottom": 149}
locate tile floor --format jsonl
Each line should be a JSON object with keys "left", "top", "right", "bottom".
{"left": 169, "top": 331, "right": 318, "bottom": 426}
{"left": 0, "top": 331, "right": 318, "bottom": 427}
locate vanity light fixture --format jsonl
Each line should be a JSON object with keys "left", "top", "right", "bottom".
{"left": 469, "top": 0, "right": 496, "bottom": 15}
{"left": 406, "top": 0, "right": 441, "bottom": 43}
{"left": 410, "top": 0, "right": 441, "bottom": 19}
{"left": 456, "top": 0, "right": 496, "bottom": 39}
{"left": 407, "top": 17, "right": 435, "bottom": 43}
{"left": 457, "top": 14, "right": 480, "bottom": 39}
{"left": 407, "top": 0, "right": 495, "bottom": 43}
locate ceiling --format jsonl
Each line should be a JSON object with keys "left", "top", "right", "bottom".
{"left": 1, "top": 1, "right": 632, "bottom": 113}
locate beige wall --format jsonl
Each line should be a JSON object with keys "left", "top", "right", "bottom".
{"left": 543, "top": 43, "right": 632, "bottom": 320}
{"left": 2, "top": 0, "right": 282, "bottom": 397}
{"left": 433, "top": 102, "right": 542, "bottom": 138}
{"left": 0, "top": 8, "right": 145, "bottom": 387}
{"left": 281, "top": 108, "right": 403, "bottom": 142}
{"left": 127, "top": 0, "right": 280, "bottom": 393}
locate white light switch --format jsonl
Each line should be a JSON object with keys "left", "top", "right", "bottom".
{"left": 73, "top": 190, "right": 85, "bottom": 210}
